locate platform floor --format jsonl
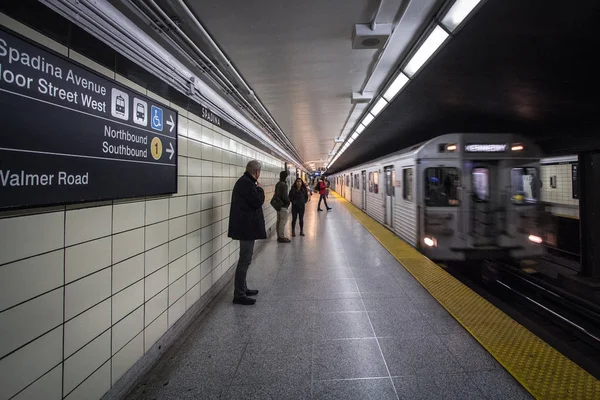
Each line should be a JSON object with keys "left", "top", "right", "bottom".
{"left": 126, "top": 195, "right": 532, "bottom": 400}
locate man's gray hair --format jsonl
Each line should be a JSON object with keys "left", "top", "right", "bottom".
{"left": 246, "top": 160, "right": 262, "bottom": 174}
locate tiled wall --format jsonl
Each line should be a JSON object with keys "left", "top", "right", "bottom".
{"left": 540, "top": 163, "right": 579, "bottom": 206}
{"left": 0, "top": 14, "right": 283, "bottom": 400}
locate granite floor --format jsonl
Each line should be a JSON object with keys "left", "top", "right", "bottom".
{"left": 126, "top": 195, "right": 532, "bottom": 400}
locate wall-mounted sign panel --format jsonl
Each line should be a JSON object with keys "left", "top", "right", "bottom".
{"left": 464, "top": 144, "right": 507, "bottom": 153}
{"left": 0, "top": 28, "right": 178, "bottom": 210}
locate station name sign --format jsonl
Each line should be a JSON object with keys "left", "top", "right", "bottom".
{"left": 464, "top": 144, "right": 507, "bottom": 153}
{"left": 0, "top": 28, "right": 178, "bottom": 209}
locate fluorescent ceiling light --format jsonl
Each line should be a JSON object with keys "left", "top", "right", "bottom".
{"left": 383, "top": 73, "right": 409, "bottom": 101}
{"left": 351, "top": 132, "right": 359, "bottom": 140}
{"left": 362, "top": 113, "right": 375, "bottom": 127}
{"left": 356, "top": 124, "right": 366, "bottom": 134}
{"left": 404, "top": 25, "right": 449, "bottom": 77}
{"left": 371, "top": 97, "right": 388, "bottom": 117}
{"left": 441, "top": 0, "right": 481, "bottom": 32}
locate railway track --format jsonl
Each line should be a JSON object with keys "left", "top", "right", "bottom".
{"left": 443, "top": 259, "right": 600, "bottom": 380}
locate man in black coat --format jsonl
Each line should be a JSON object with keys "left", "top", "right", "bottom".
{"left": 228, "top": 160, "right": 267, "bottom": 305}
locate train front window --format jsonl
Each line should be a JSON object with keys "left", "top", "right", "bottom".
{"left": 472, "top": 167, "right": 490, "bottom": 202}
{"left": 425, "top": 167, "right": 460, "bottom": 207}
{"left": 511, "top": 167, "right": 538, "bottom": 204}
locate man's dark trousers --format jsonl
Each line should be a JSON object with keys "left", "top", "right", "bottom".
{"left": 234, "top": 240, "right": 255, "bottom": 298}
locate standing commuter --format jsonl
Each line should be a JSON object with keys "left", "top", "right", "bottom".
{"left": 316, "top": 177, "right": 332, "bottom": 211}
{"left": 289, "top": 178, "right": 309, "bottom": 237}
{"left": 275, "top": 171, "right": 291, "bottom": 242}
{"left": 228, "top": 160, "right": 266, "bottom": 305}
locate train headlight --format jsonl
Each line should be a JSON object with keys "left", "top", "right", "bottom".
{"left": 528, "top": 234, "right": 543, "bottom": 244}
{"left": 424, "top": 237, "right": 437, "bottom": 247}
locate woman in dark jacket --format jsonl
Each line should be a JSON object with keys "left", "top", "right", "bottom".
{"left": 288, "top": 178, "right": 309, "bottom": 237}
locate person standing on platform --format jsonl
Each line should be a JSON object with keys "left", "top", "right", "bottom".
{"left": 289, "top": 178, "right": 309, "bottom": 237}
{"left": 316, "top": 177, "right": 332, "bottom": 211}
{"left": 228, "top": 160, "right": 266, "bottom": 306}
{"left": 274, "top": 170, "right": 291, "bottom": 242}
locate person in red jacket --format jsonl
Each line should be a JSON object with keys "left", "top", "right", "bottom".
{"left": 315, "top": 177, "right": 332, "bottom": 211}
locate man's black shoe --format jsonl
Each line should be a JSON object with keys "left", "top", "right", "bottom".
{"left": 233, "top": 296, "right": 256, "bottom": 305}
{"left": 246, "top": 289, "right": 259, "bottom": 296}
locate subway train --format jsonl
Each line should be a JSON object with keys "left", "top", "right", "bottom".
{"left": 330, "top": 133, "right": 547, "bottom": 262}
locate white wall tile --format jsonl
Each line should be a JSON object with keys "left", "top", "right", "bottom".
{"left": 0, "top": 327, "right": 62, "bottom": 400}
{"left": 168, "top": 256, "right": 187, "bottom": 285}
{"left": 169, "top": 237, "right": 187, "bottom": 262}
{"left": 177, "top": 136, "right": 188, "bottom": 157}
{"left": 113, "top": 202, "right": 145, "bottom": 234}
{"left": 169, "top": 196, "right": 187, "bottom": 219}
{"left": 187, "top": 247, "right": 201, "bottom": 271}
{"left": 186, "top": 265, "right": 201, "bottom": 290}
{"left": 112, "top": 280, "right": 144, "bottom": 323}
{"left": 112, "top": 306, "right": 143, "bottom": 354}
{"left": 145, "top": 243, "right": 168, "bottom": 275}
{"left": 112, "top": 332, "right": 144, "bottom": 385}
{"left": 65, "top": 237, "right": 111, "bottom": 283}
{"left": 65, "top": 269, "right": 111, "bottom": 320}
{"left": 200, "top": 274, "right": 212, "bottom": 296}
{"left": 12, "top": 364, "right": 62, "bottom": 400}
{"left": 144, "top": 312, "right": 167, "bottom": 352}
{"left": 145, "top": 266, "right": 168, "bottom": 301}
{"left": 186, "top": 230, "right": 201, "bottom": 253}
{"left": 0, "top": 288, "right": 63, "bottom": 358}
{"left": 169, "top": 216, "right": 187, "bottom": 241}
{"left": 188, "top": 138, "right": 202, "bottom": 159}
{"left": 145, "top": 199, "right": 169, "bottom": 225}
{"left": 185, "top": 283, "right": 201, "bottom": 310}
{"left": 188, "top": 177, "right": 202, "bottom": 195}
{"left": 112, "top": 254, "right": 144, "bottom": 293}
{"left": 177, "top": 156, "right": 188, "bottom": 176}
{"left": 63, "top": 361, "right": 110, "bottom": 400}
{"left": 168, "top": 275, "right": 186, "bottom": 306}
{"left": 63, "top": 331, "right": 110, "bottom": 395}
{"left": 168, "top": 296, "right": 186, "bottom": 328}
{"left": 186, "top": 212, "right": 201, "bottom": 234}
{"left": 188, "top": 158, "right": 202, "bottom": 176}
{"left": 176, "top": 176, "right": 188, "bottom": 197}
{"left": 64, "top": 299, "right": 111, "bottom": 358}
{"left": 113, "top": 228, "right": 144, "bottom": 264}
{"left": 145, "top": 288, "right": 168, "bottom": 325}
{"left": 0, "top": 212, "right": 64, "bottom": 265}
{"left": 0, "top": 250, "right": 63, "bottom": 311}
{"left": 145, "top": 221, "right": 169, "bottom": 251}
{"left": 66, "top": 206, "right": 111, "bottom": 246}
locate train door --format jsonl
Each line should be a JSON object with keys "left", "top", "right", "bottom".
{"left": 384, "top": 166, "right": 394, "bottom": 227}
{"left": 471, "top": 164, "right": 499, "bottom": 246}
{"left": 361, "top": 171, "right": 367, "bottom": 210}
{"left": 350, "top": 173, "right": 353, "bottom": 202}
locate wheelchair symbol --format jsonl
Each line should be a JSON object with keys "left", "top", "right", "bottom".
{"left": 151, "top": 106, "right": 163, "bottom": 131}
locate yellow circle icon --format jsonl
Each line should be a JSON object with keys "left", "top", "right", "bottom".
{"left": 150, "top": 137, "right": 163, "bottom": 160}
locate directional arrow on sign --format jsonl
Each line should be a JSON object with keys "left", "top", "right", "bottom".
{"left": 167, "top": 115, "right": 175, "bottom": 133}
{"left": 166, "top": 142, "right": 175, "bottom": 160}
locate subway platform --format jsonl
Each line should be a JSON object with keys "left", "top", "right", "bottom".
{"left": 126, "top": 195, "right": 532, "bottom": 400}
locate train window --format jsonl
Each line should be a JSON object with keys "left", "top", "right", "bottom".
{"left": 403, "top": 168, "right": 414, "bottom": 201}
{"left": 511, "top": 168, "right": 538, "bottom": 204}
{"left": 472, "top": 167, "right": 490, "bottom": 202}
{"left": 354, "top": 174, "right": 360, "bottom": 188}
{"left": 369, "top": 172, "right": 374, "bottom": 192}
{"left": 373, "top": 172, "right": 379, "bottom": 194}
{"left": 425, "top": 167, "right": 460, "bottom": 207}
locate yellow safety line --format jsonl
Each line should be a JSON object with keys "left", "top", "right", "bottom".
{"left": 332, "top": 191, "right": 600, "bottom": 400}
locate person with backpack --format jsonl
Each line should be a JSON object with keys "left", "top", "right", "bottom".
{"left": 315, "top": 177, "right": 332, "bottom": 211}
{"left": 289, "top": 178, "right": 310, "bottom": 237}
{"left": 272, "top": 170, "right": 291, "bottom": 242}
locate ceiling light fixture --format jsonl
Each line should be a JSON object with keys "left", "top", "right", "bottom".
{"left": 371, "top": 97, "right": 388, "bottom": 117}
{"left": 362, "top": 113, "right": 375, "bottom": 127}
{"left": 356, "top": 124, "right": 366, "bottom": 134}
{"left": 441, "top": 0, "right": 482, "bottom": 32}
{"left": 383, "top": 73, "right": 409, "bottom": 101}
{"left": 403, "top": 25, "right": 449, "bottom": 77}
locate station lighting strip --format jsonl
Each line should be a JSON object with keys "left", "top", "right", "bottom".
{"left": 327, "top": 0, "right": 484, "bottom": 170}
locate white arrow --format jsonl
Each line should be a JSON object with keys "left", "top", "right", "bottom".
{"left": 166, "top": 115, "right": 175, "bottom": 133}
{"left": 166, "top": 142, "right": 175, "bottom": 160}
